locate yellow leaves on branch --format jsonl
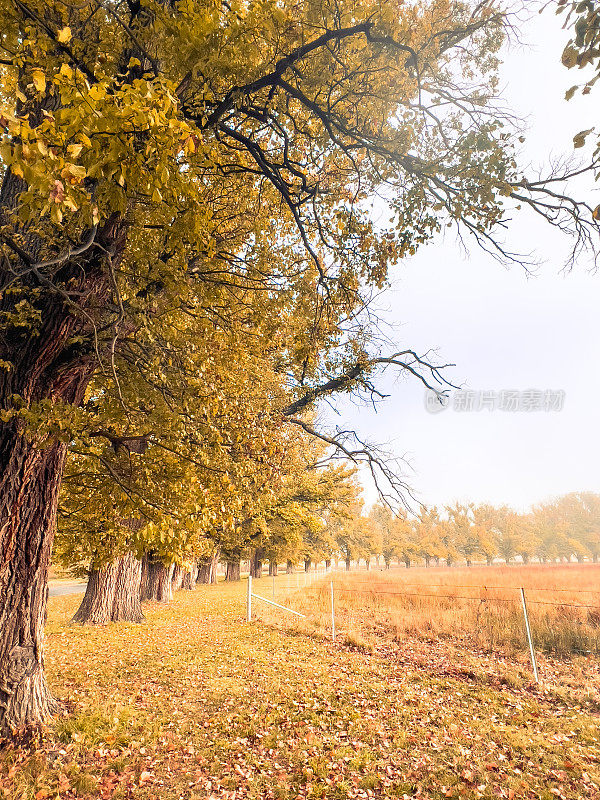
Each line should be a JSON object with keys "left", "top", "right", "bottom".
{"left": 31, "top": 69, "right": 46, "bottom": 94}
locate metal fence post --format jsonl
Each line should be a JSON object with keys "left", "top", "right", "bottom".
{"left": 520, "top": 587, "right": 539, "bottom": 683}
{"left": 247, "top": 575, "right": 252, "bottom": 622}
{"left": 330, "top": 581, "right": 335, "bottom": 642}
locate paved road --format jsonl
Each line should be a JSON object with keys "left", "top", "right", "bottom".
{"left": 49, "top": 581, "right": 87, "bottom": 597}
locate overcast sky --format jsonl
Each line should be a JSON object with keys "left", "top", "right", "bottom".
{"left": 325, "top": 8, "right": 600, "bottom": 514}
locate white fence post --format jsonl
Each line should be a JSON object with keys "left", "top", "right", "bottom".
{"left": 272, "top": 574, "right": 275, "bottom": 600}
{"left": 247, "top": 575, "right": 252, "bottom": 622}
{"left": 520, "top": 587, "right": 539, "bottom": 683}
{"left": 330, "top": 581, "right": 335, "bottom": 642}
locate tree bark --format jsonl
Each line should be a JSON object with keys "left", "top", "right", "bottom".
{"left": 304, "top": 558, "right": 311, "bottom": 573}
{"left": 345, "top": 556, "right": 351, "bottom": 571}
{"left": 73, "top": 553, "right": 144, "bottom": 625}
{"left": 325, "top": 558, "right": 331, "bottom": 570}
{"left": 182, "top": 564, "right": 198, "bottom": 589}
{"left": 171, "top": 564, "right": 184, "bottom": 592}
{"left": 0, "top": 433, "right": 65, "bottom": 738}
{"left": 268, "top": 560, "right": 278, "bottom": 576}
{"left": 140, "top": 554, "right": 174, "bottom": 602}
{"left": 286, "top": 560, "right": 294, "bottom": 574}
{"left": 197, "top": 550, "right": 219, "bottom": 584}
{"left": 225, "top": 560, "right": 241, "bottom": 581}
{"left": 250, "top": 549, "right": 263, "bottom": 578}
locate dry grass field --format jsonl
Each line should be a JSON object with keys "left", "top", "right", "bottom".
{"left": 264, "top": 563, "right": 600, "bottom": 659}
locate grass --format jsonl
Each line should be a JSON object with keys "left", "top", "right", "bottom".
{"left": 1, "top": 574, "right": 600, "bottom": 800}
{"left": 271, "top": 564, "right": 600, "bottom": 658}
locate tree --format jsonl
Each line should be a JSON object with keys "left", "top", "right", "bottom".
{"left": 471, "top": 504, "right": 500, "bottom": 565}
{"left": 335, "top": 496, "right": 370, "bottom": 571}
{"left": 560, "top": 0, "right": 600, "bottom": 168}
{"left": 2, "top": 0, "right": 599, "bottom": 737}
{"left": 493, "top": 507, "right": 521, "bottom": 564}
{"left": 55, "top": 319, "right": 293, "bottom": 617}
{"left": 395, "top": 510, "right": 419, "bottom": 568}
{"left": 369, "top": 504, "right": 397, "bottom": 568}
{"left": 447, "top": 503, "right": 479, "bottom": 566}
{"left": 415, "top": 506, "right": 446, "bottom": 567}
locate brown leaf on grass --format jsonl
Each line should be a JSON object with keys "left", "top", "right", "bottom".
{"left": 139, "top": 770, "right": 154, "bottom": 785}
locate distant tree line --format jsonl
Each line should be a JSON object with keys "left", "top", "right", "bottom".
{"left": 359, "top": 494, "right": 600, "bottom": 568}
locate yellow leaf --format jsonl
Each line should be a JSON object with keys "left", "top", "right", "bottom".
{"left": 31, "top": 69, "right": 46, "bottom": 94}
{"left": 57, "top": 26, "right": 72, "bottom": 43}
{"left": 67, "top": 143, "right": 83, "bottom": 158}
{"left": 51, "top": 204, "right": 63, "bottom": 224}
{"left": 61, "top": 164, "right": 87, "bottom": 183}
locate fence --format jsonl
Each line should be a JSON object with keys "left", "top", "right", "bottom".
{"left": 244, "top": 567, "right": 600, "bottom": 684}
{"left": 246, "top": 564, "right": 331, "bottom": 622}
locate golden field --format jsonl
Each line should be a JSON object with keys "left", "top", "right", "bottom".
{"left": 256, "top": 563, "right": 600, "bottom": 658}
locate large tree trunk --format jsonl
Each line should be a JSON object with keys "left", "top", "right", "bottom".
{"left": 250, "top": 549, "right": 263, "bottom": 579}
{"left": 72, "top": 553, "right": 144, "bottom": 625}
{"left": 225, "top": 560, "right": 241, "bottom": 581}
{"left": 0, "top": 240, "right": 118, "bottom": 734}
{"left": 268, "top": 560, "right": 278, "bottom": 576}
{"left": 182, "top": 563, "right": 198, "bottom": 589}
{"left": 345, "top": 556, "right": 351, "bottom": 571}
{"left": 304, "top": 558, "right": 311, "bottom": 573}
{"left": 0, "top": 433, "right": 66, "bottom": 738}
{"left": 286, "top": 560, "right": 294, "bottom": 574}
{"left": 0, "top": 139, "right": 126, "bottom": 736}
{"left": 140, "top": 554, "right": 174, "bottom": 602}
{"left": 171, "top": 564, "right": 184, "bottom": 592}
{"left": 197, "top": 550, "right": 219, "bottom": 584}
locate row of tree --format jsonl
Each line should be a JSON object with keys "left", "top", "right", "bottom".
{"left": 0, "top": 0, "right": 598, "bottom": 738}
{"left": 213, "top": 491, "right": 600, "bottom": 577}
{"left": 363, "top": 493, "right": 600, "bottom": 569}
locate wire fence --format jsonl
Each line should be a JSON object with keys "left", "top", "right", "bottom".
{"left": 244, "top": 564, "right": 600, "bottom": 683}
{"left": 333, "top": 586, "right": 600, "bottom": 610}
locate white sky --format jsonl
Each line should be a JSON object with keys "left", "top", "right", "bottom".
{"left": 324, "top": 8, "right": 600, "bottom": 514}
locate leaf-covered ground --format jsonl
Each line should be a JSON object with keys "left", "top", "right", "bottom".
{"left": 2, "top": 580, "right": 600, "bottom": 800}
